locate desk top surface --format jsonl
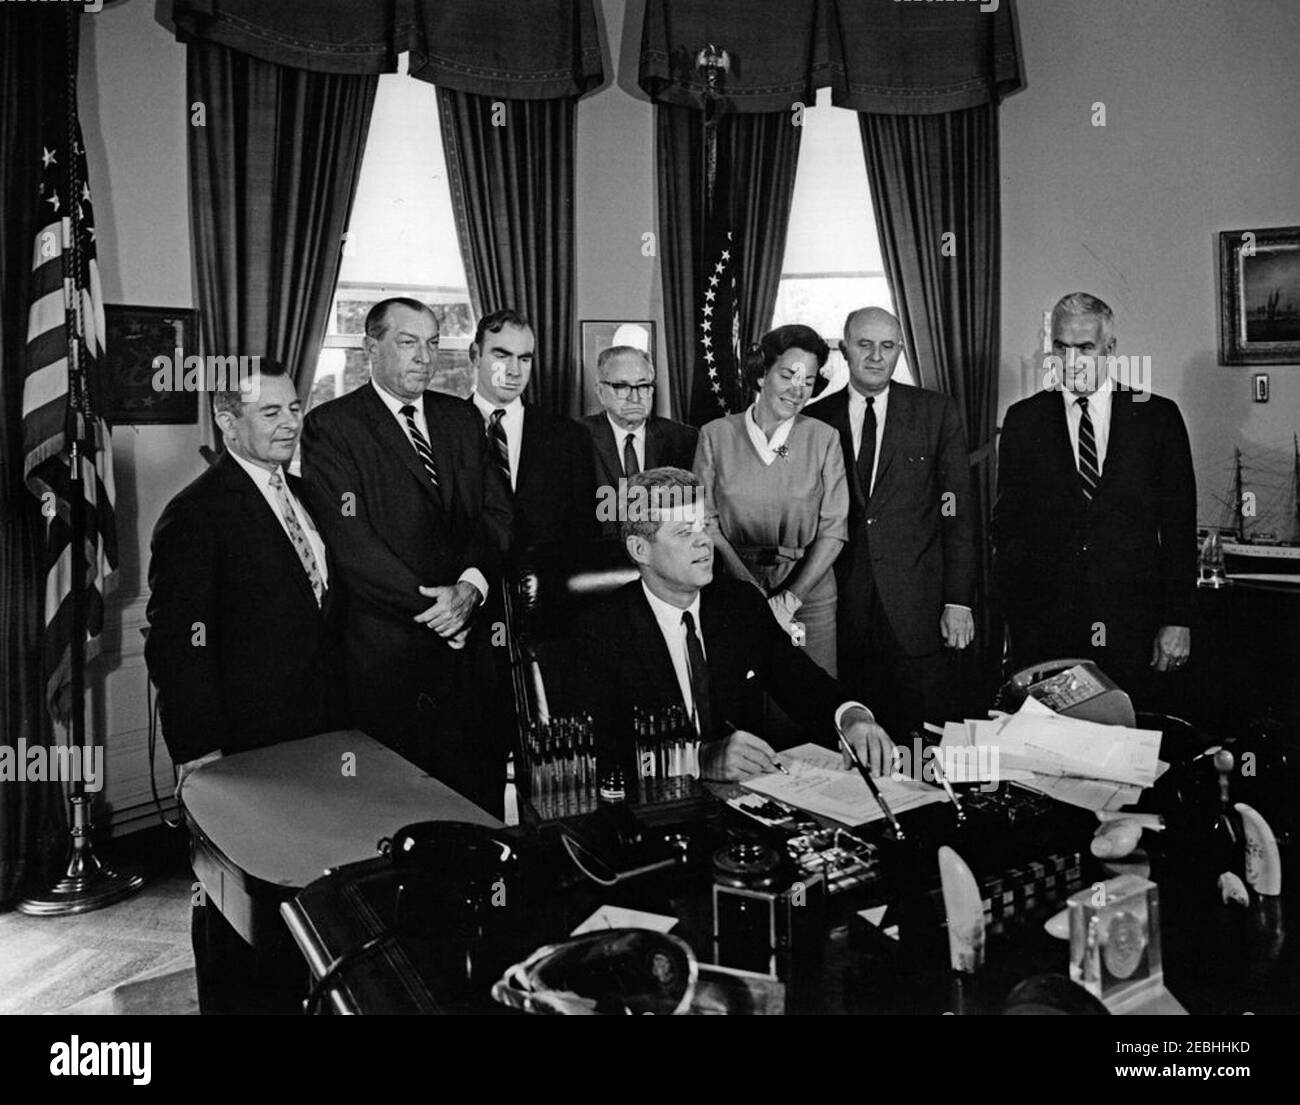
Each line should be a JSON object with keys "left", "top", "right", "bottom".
{"left": 182, "top": 730, "right": 502, "bottom": 889}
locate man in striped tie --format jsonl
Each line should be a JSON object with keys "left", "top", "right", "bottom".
{"left": 301, "top": 298, "right": 513, "bottom": 815}
{"left": 993, "top": 293, "right": 1197, "bottom": 710}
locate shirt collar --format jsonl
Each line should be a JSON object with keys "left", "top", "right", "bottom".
{"left": 848, "top": 382, "right": 890, "bottom": 416}
{"left": 606, "top": 412, "right": 646, "bottom": 442}
{"left": 1063, "top": 372, "right": 1115, "bottom": 413}
{"left": 641, "top": 579, "right": 701, "bottom": 634}
{"left": 745, "top": 403, "right": 797, "bottom": 464}
{"left": 473, "top": 390, "right": 524, "bottom": 422}
{"left": 226, "top": 447, "right": 284, "bottom": 491}
{"left": 371, "top": 378, "right": 423, "bottom": 418}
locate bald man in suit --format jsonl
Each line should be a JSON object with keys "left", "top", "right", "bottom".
{"left": 807, "top": 307, "right": 976, "bottom": 740}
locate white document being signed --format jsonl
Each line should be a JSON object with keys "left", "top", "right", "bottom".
{"left": 742, "top": 743, "right": 946, "bottom": 826}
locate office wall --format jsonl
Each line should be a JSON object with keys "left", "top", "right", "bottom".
{"left": 1001, "top": 0, "right": 1300, "bottom": 529}
{"left": 80, "top": 0, "right": 195, "bottom": 829}
{"left": 574, "top": 0, "right": 667, "bottom": 415}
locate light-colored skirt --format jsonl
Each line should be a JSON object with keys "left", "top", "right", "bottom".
{"left": 740, "top": 552, "right": 838, "bottom": 678}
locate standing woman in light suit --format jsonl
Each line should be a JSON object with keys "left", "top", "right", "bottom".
{"left": 693, "top": 324, "right": 849, "bottom": 676}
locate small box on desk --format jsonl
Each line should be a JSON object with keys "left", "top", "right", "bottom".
{"left": 1068, "top": 874, "right": 1167, "bottom": 1010}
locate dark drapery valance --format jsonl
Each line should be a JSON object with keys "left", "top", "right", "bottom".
{"left": 639, "top": 0, "right": 1023, "bottom": 114}
{"left": 409, "top": 0, "right": 603, "bottom": 99}
{"left": 157, "top": 0, "right": 604, "bottom": 96}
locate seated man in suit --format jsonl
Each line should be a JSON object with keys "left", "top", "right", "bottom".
{"left": 146, "top": 358, "right": 345, "bottom": 1014}
{"left": 581, "top": 345, "right": 698, "bottom": 538}
{"left": 468, "top": 308, "right": 598, "bottom": 548}
{"left": 993, "top": 293, "right": 1196, "bottom": 710}
{"left": 573, "top": 467, "right": 895, "bottom": 780}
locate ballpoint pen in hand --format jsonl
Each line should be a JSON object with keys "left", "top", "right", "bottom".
{"left": 724, "top": 718, "right": 790, "bottom": 775}
{"left": 836, "top": 727, "right": 906, "bottom": 841}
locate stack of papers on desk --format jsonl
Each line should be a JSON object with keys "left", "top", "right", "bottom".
{"left": 939, "top": 697, "right": 1166, "bottom": 812}
{"left": 743, "top": 743, "right": 947, "bottom": 826}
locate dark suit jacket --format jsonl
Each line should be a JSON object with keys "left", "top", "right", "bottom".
{"left": 571, "top": 578, "right": 852, "bottom": 765}
{"left": 470, "top": 401, "right": 597, "bottom": 548}
{"left": 991, "top": 387, "right": 1197, "bottom": 667}
{"left": 582, "top": 413, "right": 700, "bottom": 539}
{"left": 145, "top": 452, "right": 345, "bottom": 764}
{"left": 300, "top": 385, "right": 513, "bottom": 737}
{"left": 807, "top": 383, "right": 975, "bottom": 656}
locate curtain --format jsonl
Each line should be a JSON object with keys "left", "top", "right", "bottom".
{"left": 0, "top": 9, "right": 73, "bottom": 904}
{"left": 655, "top": 107, "right": 802, "bottom": 422}
{"left": 161, "top": 0, "right": 604, "bottom": 92}
{"left": 438, "top": 91, "right": 579, "bottom": 416}
{"left": 640, "top": 0, "right": 1023, "bottom": 112}
{"left": 859, "top": 105, "right": 1003, "bottom": 695}
{"left": 186, "top": 40, "right": 377, "bottom": 400}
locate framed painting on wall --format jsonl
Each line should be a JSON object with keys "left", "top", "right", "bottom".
{"left": 1218, "top": 226, "right": 1300, "bottom": 365}
{"left": 103, "top": 304, "right": 200, "bottom": 424}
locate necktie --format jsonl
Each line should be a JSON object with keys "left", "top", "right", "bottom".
{"left": 681, "top": 610, "right": 713, "bottom": 740}
{"left": 1076, "top": 397, "right": 1100, "bottom": 502}
{"left": 268, "top": 471, "right": 324, "bottom": 606}
{"left": 857, "top": 396, "right": 877, "bottom": 497}
{"left": 622, "top": 432, "right": 640, "bottom": 477}
{"left": 399, "top": 404, "right": 439, "bottom": 488}
{"left": 487, "top": 408, "right": 512, "bottom": 486}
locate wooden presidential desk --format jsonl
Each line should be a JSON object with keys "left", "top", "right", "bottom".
{"left": 279, "top": 779, "right": 1297, "bottom": 1016}
{"left": 181, "top": 730, "right": 501, "bottom": 950}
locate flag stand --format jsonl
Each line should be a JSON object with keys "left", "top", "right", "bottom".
{"left": 19, "top": 7, "right": 142, "bottom": 915}
{"left": 18, "top": 439, "right": 143, "bottom": 917}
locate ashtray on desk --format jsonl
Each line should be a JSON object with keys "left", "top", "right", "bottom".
{"left": 490, "top": 929, "right": 698, "bottom": 1015}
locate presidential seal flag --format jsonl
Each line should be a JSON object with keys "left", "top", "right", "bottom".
{"left": 20, "top": 107, "right": 118, "bottom": 724}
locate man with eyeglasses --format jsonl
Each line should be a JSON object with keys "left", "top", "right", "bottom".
{"left": 582, "top": 345, "right": 698, "bottom": 538}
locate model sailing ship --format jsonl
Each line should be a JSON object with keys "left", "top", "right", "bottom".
{"left": 1212, "top": 438, "right": 1300, "bottom": 579}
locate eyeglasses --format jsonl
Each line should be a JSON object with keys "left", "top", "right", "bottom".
{"left": 601, "top": 381, "right": 656, "bottom": 398}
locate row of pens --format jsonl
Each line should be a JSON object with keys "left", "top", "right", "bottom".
{"left": 521, "top": 706, "right": 703, "bottom": 819}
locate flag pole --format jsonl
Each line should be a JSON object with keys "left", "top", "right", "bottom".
{"left": 18, "top": 6, "right": 142, "bottom": 917}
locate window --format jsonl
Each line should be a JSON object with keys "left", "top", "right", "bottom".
{"left": 773, "top": 88, "right": 914, "bottom": 388}
{"left": 307, "top": 69, "right": 474, "bottom": 413}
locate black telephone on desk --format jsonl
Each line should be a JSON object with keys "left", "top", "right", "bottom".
{"left": 376, "top": 822, "right": 531, "bottom": 998}
{"left": 997, "top": 658, "right": 1136, "bottom": 726}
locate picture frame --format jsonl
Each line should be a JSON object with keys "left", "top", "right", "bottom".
{"left": 579, "top": 320, "right": 657, "bottom": 414}
{"left": 1217, "top": 226, "right": 1300, "bottom": 365}
{"left": 103, "top": 304, "right": 200, "bottom": 424}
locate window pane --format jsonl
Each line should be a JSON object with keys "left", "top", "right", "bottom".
{"left": 775, "top": 89, "right": 913, "bottom": 388}
{"left": 308, "top": 71, "right": 474, "bottom": 409}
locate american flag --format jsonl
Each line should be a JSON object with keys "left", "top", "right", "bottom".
{"left": 689, "top": 139, "right": 743, "bottom": 425}
{"left": 20, "top": 111, "right": 118, "bottom": 724}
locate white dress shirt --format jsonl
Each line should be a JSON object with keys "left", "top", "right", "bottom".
{"left": 1062, "top": 373, "right": 1115, "bottom": 474}
{"left": 472, "top": 390, "right": 525, "bottom": 489}
{"left": 370, "top": 379, "right": 488, "bottom": 601}
{"left": 607, "top": 413, "right": 646, "bottom": 474}
{"left": 642, "top": 582, "right": 705, "bottom": 730}
{"left": 641, "top": 581, "right": 875, "bottom": 739}
{"left": 847, "top": 383, "right": 890, "bottom": 495}
{"left": 744, "top": 403, "right": 797, "bottom": 466}
{"left": 226, "top": 449, "right": 329, "bottom": 588}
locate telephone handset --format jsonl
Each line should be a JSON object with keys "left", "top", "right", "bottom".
{"left": 997, "top": 658, "right": 1135, "bottom": 727}
{"left": 378, "top": 821, "right": 522, "bottom": 954}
